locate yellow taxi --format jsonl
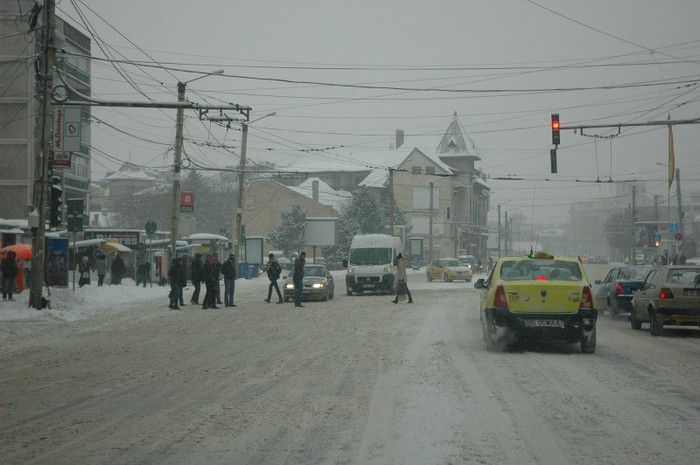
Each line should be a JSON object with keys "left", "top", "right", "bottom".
{"left": 426, "top": 258, "right": 473, "bottom": 282}
{"left": 473, "top": 251, "right": 598, "bottom": 353}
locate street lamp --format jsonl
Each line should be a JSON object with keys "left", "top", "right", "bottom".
{"left": 234, "top": 111, "right": 277, "bottom": 262}
{"left": 169, "top": 69, "right": 224, "bottom": 258}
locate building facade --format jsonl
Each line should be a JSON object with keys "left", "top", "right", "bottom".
{"left": 0, "top": 2, "right": 90, "bottom": 221}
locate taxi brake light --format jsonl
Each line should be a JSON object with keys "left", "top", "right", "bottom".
{"left": 579, "top": 286, "right": 593, "bottom": 309}
{"left": 494, "top": 285, "right": 508, "bottom": 309}
{"left": 615, "top": 283, "right": 623, "bottom": 295}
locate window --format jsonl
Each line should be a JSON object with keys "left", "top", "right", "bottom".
{"left": 411, "top": 166, "right": 422, "bottom": 174}
{"left": 425, "top": 166, "right": 435, "bottom": 175}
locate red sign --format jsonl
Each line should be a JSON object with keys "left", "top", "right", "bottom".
{"left": 675, "top": 232, "right": 683, "bottom": 241}
{"left": 180, "top": 192, "right": 194, "bottom": 212}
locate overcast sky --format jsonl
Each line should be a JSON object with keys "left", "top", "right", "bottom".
{"left": 56, "top": 0, "right": 700, "bottom": 225}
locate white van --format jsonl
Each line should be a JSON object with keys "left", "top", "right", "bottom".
{"left": 344, "top": 234, "right": 403, "bottom": 296}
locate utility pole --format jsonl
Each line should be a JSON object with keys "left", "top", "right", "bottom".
{"left": 631, "top": 185, "right": 636, "bottom": 263}
{"left": 29, "top": 0, "right": 56, "bottom": 310}
{"left": 388, "top": 168, "right": 395, "bottom": 236}
{"left": 504, "top": 211, "right": 509, "bottom": 256}
{"left": 169, "top": 81, "right": 186, "bottom": 259}
{"left": 675, "top": 168, "right": 683, "bottom": 236}
{"left": 428, "top": 181, "right": 434, "bottom": 262}
{"left": 497, "top": 204, "right": 502, "bottom": 258}
{"left": 235, "top": 121, "right": 249, "bottom": 262}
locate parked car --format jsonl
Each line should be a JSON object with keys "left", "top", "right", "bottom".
{"left": 630, "top": 265, "right": 700, "bottom": 336}
{"left": 474, "top": 251, "right": 598, "bottom": 353}
{"left": 594, "top": 266, "right": 650, "bottom": 318}
{"left": 426, "top": 258, "right": 473, "bottom": 282}
{"left": 282, "top": 263, "right": 335, "bottom": 302}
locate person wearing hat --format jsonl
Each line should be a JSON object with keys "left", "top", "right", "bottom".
{"left": 221, "top": 253, "right": 237, "bottom": 308}
{"left": 264, "top": 253, "right": 283, "bottom": 304}
{"left": 78, "top": 255, "right": 91, "bottom": 288}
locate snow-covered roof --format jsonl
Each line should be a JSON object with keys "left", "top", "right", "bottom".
{"left": 184, "top": 233, "right": 230, "bottom": 241}
{"left": 287, "top": 177, "right": 352, "bottom": 212}
{"left": 103, "top": 171, "right": 160, "bottom": 181}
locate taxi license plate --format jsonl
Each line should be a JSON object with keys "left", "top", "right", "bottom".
{"left": 525, "top": 319, "right": 565, "bottom": 328}
{"left": 684, "top": 289, "right": 700, "bottom": 297}
{"left": 363, "top": 284, "right": 375, "bottom": 288}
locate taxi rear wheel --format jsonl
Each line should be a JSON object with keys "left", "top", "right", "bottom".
{"left": 443, "top": 273, "right": 451, "bottom": 282}
{"left": 427, "top": 273, "right": 433, "bottom": 282}
{"left": 580, "top": 328, "right": 597, "bottom": 353}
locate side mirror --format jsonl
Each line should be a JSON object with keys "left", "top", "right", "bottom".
{"left": 474, "top": 278, "right": 486, "bottom": 289}
{"left": 342, "top": 259, "right": 348, "bottom": 268}
{"left": 594, "top": 279, "right": 602, "bottom": 285}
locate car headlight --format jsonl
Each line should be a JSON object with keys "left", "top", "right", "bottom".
{"left": 285, "top": 283, "right": 295, "bottom": 290}
{"left": 384, "top": 265, "right": 393, "bottom": 273}
{"left": 312, "top": 283, "right": 324, "bottom": 289}
{"left": 347, "top": 266, "right": 354, "bottom": 274}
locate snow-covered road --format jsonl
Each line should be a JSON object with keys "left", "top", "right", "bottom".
{"left": 1, "top": 268, "right": 699, "bottom": 464}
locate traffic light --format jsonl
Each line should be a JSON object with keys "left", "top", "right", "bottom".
{"left": 66, "top": 198, "right": 84, "bottom": 232}
{"left": 551, "top": 113, "right": 560, "bottom": 145}
{"left": 653, "top": 233, "right": 661, "bottom": 248}
{"left": 49, "top": 174, "right": 63, "bottom": 228}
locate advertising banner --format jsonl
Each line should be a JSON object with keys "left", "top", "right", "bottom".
{"left": 45, "top": 237, "right": 69, "bottom": 287}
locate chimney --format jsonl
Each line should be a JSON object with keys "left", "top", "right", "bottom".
{"left": 396, "top": 129, "right": 404, "bottom": 149}
{"left": 312, "top": 180, "right": 319, "bottom": 202}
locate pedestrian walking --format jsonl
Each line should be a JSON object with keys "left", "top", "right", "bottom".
{"left": 221, "top": 254, "right": 237, "bottom": 307}
{"left": 111, "top": 253, "right": 125, "bottom": 285}
{"left": 78, "top": 255, "right": 91, "bottom": 288}
{"left": 202, "top": 254, "right": 221, "bottom": 309}
{"left": 190, "top": 253, "right": 203, "bottom": 304}
{"left": 136, "top": 261, "right": 151, "bottom": 287}
{"left": 293, "top": 251, "right": 306, "bottom": 307}
{"left": 1, "top": 250, "right": 18, "bottom": 301}
{"left": 264, "top": 253, "right": 283, "bottom": 303}
{"left": 167, "top": 257, "right": 184, "bottom": 310}
{"left": 177, "top": 256, "right": 188, "bottom": 306}
{"left": 391, "top": 253, "right": 413, "bottom": 304}
{"left": 95, "top": 253, "right": 107, "bottom": 287}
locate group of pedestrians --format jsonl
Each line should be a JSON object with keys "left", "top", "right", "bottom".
{"left": 166, "top": 251, "right": 309, "bottom": 311}
{"left": 168, "top": 253, "right": 236, "bottom": 310}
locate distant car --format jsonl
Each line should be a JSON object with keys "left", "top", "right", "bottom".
{"left": 282, "top": 264, "right": 335, "bottom": 302}
{"left": 474, "top": 251, "right": 598, "bottom": 353}
{"left": 457, "top": 255, "right": 477, "bottom": 269}
{"left": 426, "top": 258, "right": 473, "bottom": 282}
{"left": 630, "top": 265, "right": 700, "bottom": 336}
{"left": 594, "top": 266, "right": 650, "bottom": 318}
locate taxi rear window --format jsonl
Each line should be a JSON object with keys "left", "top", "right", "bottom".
{"left": 500, "top": 259, "right": 582, "bottom": 281}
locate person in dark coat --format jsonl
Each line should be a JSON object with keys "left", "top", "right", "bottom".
{"left": 178, "top": 256, "right": 188, "bottom": 306}
{"left": 95, "top": 254, "right": 107, "bottom": 287}
{"left": 136, "top": 261, "right": 151, "bottom": 287}
{"left": 391, "top": 253, "right": 413, "bottom": 304}
{"left": 167, "top": 258, "right": 185, "bottom": 310}
{"left": 293, "top": 251, "right": 306, "bottom": 307}
{"left": 264, "top": 253, "right": 283, "bottom": 304}
{"left": 189, "top": 253, "right": 203, "bottom": 304}
{"left": 202, "top": 254, "right": 221, "bottom": 309}
{"left": 78, "top": 255, "right": 91, "bottom": 287}
{"left": 1, "top": 250, "right": 19, "bottom": 301}
{"left": 111, "top": 253, "right": 125, "bottom": 285}
{"left": 221, "top": 254, "right": 237, "bottom": 307}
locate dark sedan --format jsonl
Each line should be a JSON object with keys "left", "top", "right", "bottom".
{"left": 283, "top": 264, "right": 335, "bottom": 302}
{"left": 594, "top": 266, "right": 650, "bottom": 318}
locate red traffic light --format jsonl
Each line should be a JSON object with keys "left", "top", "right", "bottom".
{"left": 551, "top": 113, "right": 560, "bottom": 145}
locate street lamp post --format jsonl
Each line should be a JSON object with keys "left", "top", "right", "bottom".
{"left": 169, "top": 69, "right": 223, "bottom": 259}
{"left": 234, "top": 112, "right": 276, "bottom": 262}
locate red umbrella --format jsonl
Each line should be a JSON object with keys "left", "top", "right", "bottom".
{"left": 0, "top": 243, "right": 32, "bottom": 260}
